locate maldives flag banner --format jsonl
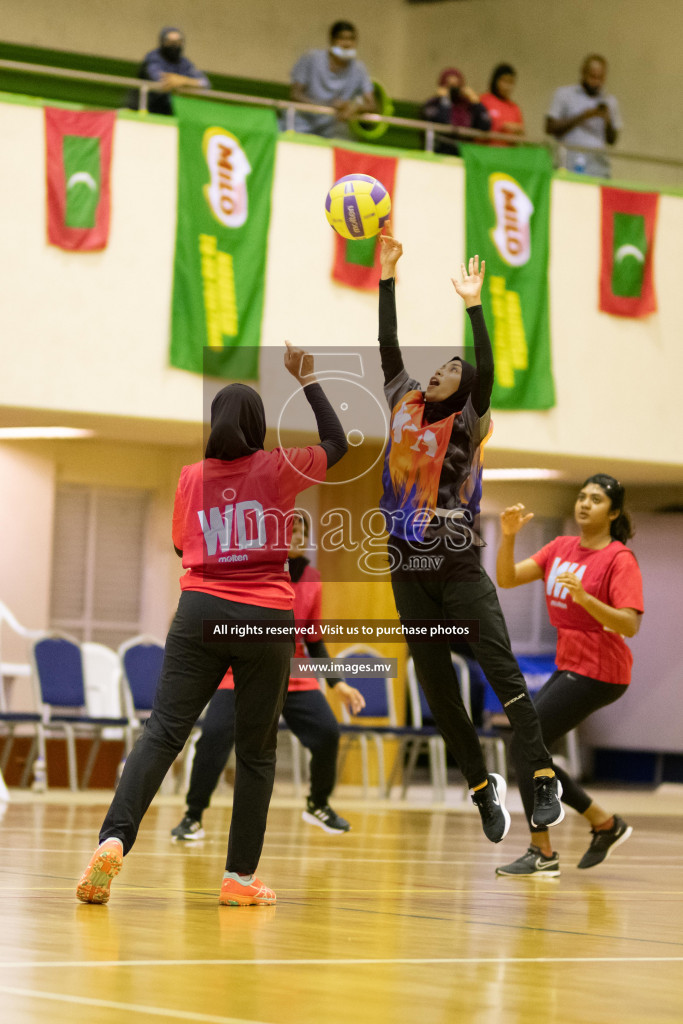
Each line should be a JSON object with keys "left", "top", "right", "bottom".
{"left": 331, "top": 149, "right": 397, "bottom": 290}
{"left": 44, "top": 107, "right": 116, "bottom": 251}
{"left": 599, "top": 187, "right": 658, "bottom": 317}
{"left": 463, "top": 144, "right": 555, "bottom": 410}
{"left": 170, "top": 96, "right": 278, "bottom": 378}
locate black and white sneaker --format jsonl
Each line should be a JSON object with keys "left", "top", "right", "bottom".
{"left": 577, "top": 816, "right": 633, "bottom": 869}
{"left": 496, "top": 845, "right": 560, "bottom": 877}
{"left": 170, "top": 814, "right": 205, "bottom": 841}
{"left": 531, "top": 775, "right": 564, "bottom": 828}
{"left": 302, "top": 799, "right": 351, "bottom": 835}
{"left": 471, "top": 773, "right": 511, "bottom": 843}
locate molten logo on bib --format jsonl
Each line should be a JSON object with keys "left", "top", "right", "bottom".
{"left": 203, "top": 127, "right": 252, "bottom": 228}
{"left": 489, "top": 173, "right": 534, "bottom": 267}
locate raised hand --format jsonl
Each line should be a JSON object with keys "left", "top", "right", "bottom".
{"left": 379, "top": 224, "right": 403, "bottom": 278}
{"left": 451, "top": 255, "right": 486, "bottom": 307}
{"left": 500, "top": 504, "right": 534, "bottom": 537}
{"left": 284, "top": 340, "right": 315, "bottom": 383}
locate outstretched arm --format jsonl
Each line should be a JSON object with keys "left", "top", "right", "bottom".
{"left": 284, "top": 341, "right": 348, "bottom": 468}
{"left": 496, "top": 505, "right": 544, "bottom": 588}
{"left": 377, "top": 228, "right": 405, "bottom": 385}
{"left": 451, "top": 256, "right": 494, "bottom": 416}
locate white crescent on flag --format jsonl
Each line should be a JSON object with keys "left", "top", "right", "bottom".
{"left": 66, "top": 171, "right": 98, "bottom": 191}
{"left": 615, "top": 244, "right": 645, "bottom": 264}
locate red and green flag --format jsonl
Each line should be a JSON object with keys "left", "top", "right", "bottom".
{"left": 44, "top": 107, "right": 116, "bottom": 251}
{"left": 331, "top": 148, "right": 397, "bottom": 290}
{"left": 600, "top": 187, "right": 658, "bottom": 317}
{"left": 170, "top": 96, "right": 278, "bottom": 378}
{"left": 463, "top": 144, "right": 555, "bottom": 410}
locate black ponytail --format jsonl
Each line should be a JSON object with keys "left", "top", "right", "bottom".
{"left": 581, "top": 474, "right": 634, "bottom": 545}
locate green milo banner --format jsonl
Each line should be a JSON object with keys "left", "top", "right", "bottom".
{"left": 462, "top": 145, "right": 555, "bottom": 409}
{"left": 170, "top": 97, "right": 278, "bottom": 378}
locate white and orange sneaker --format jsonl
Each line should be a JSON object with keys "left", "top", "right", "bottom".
{"left": 219, "top": 874, "right": 276, "bottom": 907}
{"left": 76, "top": 838, "right": 123, "bottom": 904}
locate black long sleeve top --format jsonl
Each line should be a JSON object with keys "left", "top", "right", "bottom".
{"left": 303, "top": 381, "right": 348, "bottom": 467}
{"left": 377, "top": 277, "right": 493, "bottom": 415}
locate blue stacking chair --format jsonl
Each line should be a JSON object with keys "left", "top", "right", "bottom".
{"left": 30, "top": 633, "right": 130, "bottom": 790}
{"left": 118, "top": 634, "right": 165, "bottom": 731}
{"left": 335, "top": 646, "right": 399, "bottom": 798}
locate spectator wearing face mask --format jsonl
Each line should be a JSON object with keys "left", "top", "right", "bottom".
{"left": 128, "top": 27, "right": 210, "bottom": 116}
{"left": 420, "top": 68, "right": 491, "bottom": 156}
{"left": 288, "top": 21, "right": 376, "bottom": 138}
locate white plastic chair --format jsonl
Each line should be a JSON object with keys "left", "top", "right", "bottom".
{"left": 82, "top": 641, "right": 133, "bottom": 782}
{"left": 0, "top": 602, "right": 43, "bottom": 789}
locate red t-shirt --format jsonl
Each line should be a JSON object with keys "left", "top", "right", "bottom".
{"left": 220, "top": 562, "right": 326, "bottom": 692}
{"left": 531, "top": 536, "right": 644, "bottom": 685}
{"left": 480, "top": 93, "right": 524, "bottom": 143}
{"left": 172, "top": 447, "right": 327, "bottom": 609}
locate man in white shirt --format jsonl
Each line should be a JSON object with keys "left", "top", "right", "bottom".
{"left": 546, "top": 55, "right": 622, "bottom": 178}
{"left": 289, "top": 21, "right": 376, "bottom": 139}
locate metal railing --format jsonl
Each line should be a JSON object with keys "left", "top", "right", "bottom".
{"left": 0, "top": 57, "right": 680, "bottom": 176}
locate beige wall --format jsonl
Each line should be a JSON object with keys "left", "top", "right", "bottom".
{"left": 0, "top": 445, "right": 55, "bottom": 652}
{"left": 2, "top": 99, "right": 680, "bottom": 470}
{"left": 1, "top": 0, "right": 679, "bottom": 166}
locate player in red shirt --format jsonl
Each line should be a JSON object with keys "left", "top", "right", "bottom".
{"left": 495, "top": 474, "right": 644, "bottom": 877}
{"left": 170, "top": 513, "right": 365, "bottom": 841}
{"left": 76, "top": 342, "right": 348, "bottom": 907}
{"left": 480, "top": 64, "right": 524, "bottom": 145}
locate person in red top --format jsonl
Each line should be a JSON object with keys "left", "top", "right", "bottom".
{"left": 76, "top": 342, "right": 348, "bottom": 908}
{"left": 495, "top": 474, "right": 644, "bottom": 877}
{"left": 480, "top": 63, "right": 525, "bottom": 144}
{"left": 171, "top": 513, "right": 365, "bottom": 841}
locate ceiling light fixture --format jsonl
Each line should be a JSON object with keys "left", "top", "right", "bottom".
{"left": 483, "top": 468, "right": 566, "bottom": 481}
{"left": 0, "top": 427, "right": 95, "bottom": 440}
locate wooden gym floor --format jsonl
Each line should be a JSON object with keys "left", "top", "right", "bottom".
{"left": 1, "top": 786, "right": 682, "bottom": 1024}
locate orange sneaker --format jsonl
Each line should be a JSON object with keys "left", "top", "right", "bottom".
{"left": 76, "top": 839, "right": 123, "bottom": 904}
{"left": 219, "top": 875, "right": 276, "bottom": 907}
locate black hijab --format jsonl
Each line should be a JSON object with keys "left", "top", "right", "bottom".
{"left": 423, "top": 357, "right": 477, "bottom": 424}
{"left": 204, "top": 383, "right": 266, "bottom": 460}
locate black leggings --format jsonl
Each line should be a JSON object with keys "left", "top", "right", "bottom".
{"left": 186, "top": 686, "right": 341, "bottom": 818}
{"left": 99, "top": 590, "right": 293, "bottom": 874}
{"left": 392, "top": 566, "right": 553, "bottom": 789}
{"left": 510, "top": 669, "right": 628, "bottom": 833}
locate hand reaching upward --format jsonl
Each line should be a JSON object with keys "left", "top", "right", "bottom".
{"left": 452, "top": 255, "right": 486, "bottom": 307}
{"left": 379, "top": 224, "right": 403, "bottom": 279}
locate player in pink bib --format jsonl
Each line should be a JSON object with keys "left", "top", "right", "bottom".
{"left": 495, "top": 474, "right": 644, "bottom": 877}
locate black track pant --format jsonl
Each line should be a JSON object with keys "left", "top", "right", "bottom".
{"left": 510, "top": 669, "right": 628, "bottom": 833}
{"left": 99, "top": 590, "right": 293, "bottom": 874}
{"left": 391, "top": 566, "right": 553, "bottom": 789}
{"left": 186, "top": 686, "right": 341, "bottom": 818}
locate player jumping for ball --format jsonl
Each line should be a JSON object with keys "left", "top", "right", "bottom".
{"left": 376, "top": 228, "right": 561, "bottom": 843}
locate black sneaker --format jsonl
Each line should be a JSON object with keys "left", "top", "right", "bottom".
{"left": 577, "top": 816, "right": 633, "bottom": 869}
{"left": 496, "top": 845, "right": 560, "bottom": 877}
{"left": 302, "top": 799, "right": 351, "bottom": 835}
{"left": 531, "top": 775, "right": 564, "bottom": 828}
{"left": 170, "top": 814, "right": 205, "bottom": 841}
{"left": 471, "top": 773, "right": 511, "bottom": 843}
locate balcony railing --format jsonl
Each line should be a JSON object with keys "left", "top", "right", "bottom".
{"left": 0, "top": 58, "right": 680, "bottom": 186}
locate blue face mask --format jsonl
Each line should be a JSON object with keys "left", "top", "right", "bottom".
{"left": 331, "top": 46, "right": 356, "bottom": 61}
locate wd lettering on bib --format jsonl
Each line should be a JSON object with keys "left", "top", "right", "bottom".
{"left": 198, "top": 500, "right": 266, "bottom": 555}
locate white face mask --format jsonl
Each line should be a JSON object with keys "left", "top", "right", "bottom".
{"left": 331, "top": 46, "right": 356, "bottom": 61}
